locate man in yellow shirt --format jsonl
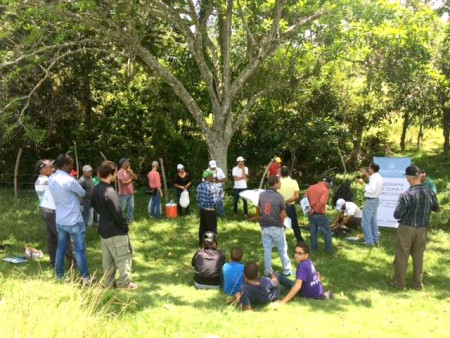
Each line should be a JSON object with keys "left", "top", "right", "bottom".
{"left": 278, "top": 166, "right": 304, "bottom": 243}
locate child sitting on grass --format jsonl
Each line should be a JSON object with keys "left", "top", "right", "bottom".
{"left": 222, "top": 247, "right": 244, "bottom": 298}
{"left": 192, "top": 232, "right": 225, "bottom": 289}
{"left": 238, "top": 262, "right": 280, "bottom": 310}
{"left": 278, "top": 242, "right": 332, "bottom": 303}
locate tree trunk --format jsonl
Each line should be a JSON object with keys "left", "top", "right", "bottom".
{"left": 205, "top": 136, "right": 230, "bottom": 176}
{"left": 400, "top": 110, "right": 410, "bottom": 152}
{"left": 350, "top": 125, "right": 364, "bottom": 169}
{"left": 14, "top": 148, "right": 23, "bottom": 198}
{"left": 443, "top": 107, "right": 449, "bottom": 158}
{"left": 417, "top": 120, "right": 423, "bottom": 150}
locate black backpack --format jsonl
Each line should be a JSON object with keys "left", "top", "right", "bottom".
{"left": 332, "top": 180, "right": 354, "bottom": 206}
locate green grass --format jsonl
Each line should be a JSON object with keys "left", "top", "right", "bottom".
{"left": 0, "top": 127, "right": 449, "bottom": 337}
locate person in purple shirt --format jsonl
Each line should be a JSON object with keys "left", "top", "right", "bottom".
{"left": 278, "top": 242, "right": 332, "bottom": 302}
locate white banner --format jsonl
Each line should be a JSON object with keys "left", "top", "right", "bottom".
{"left": 374, "top": 157, "right": 411, "bottom": 228}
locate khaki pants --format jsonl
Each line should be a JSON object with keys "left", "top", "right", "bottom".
{"left": 101, "top": 235, "right": 133, "bottom": 288}
{"left": 393, "top": 224, "right": 427, "bottom": 289}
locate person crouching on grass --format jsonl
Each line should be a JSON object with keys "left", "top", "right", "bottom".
{"left": 278, "top": 242, "right": 332, "bottom": 303}
{"left": 91, "top": 161, "right": 138, "bottom": 290}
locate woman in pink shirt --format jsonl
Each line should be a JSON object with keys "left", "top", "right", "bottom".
{"left": 147, "top": 161, "right": 163, "bottom": 219}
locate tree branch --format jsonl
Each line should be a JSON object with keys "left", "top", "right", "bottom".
{"left": 232, "top": 89, "right": 266, "bottom": 132}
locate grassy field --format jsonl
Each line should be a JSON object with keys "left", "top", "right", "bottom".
{"left": 0, "top": 129, "right": 449, "bottom": 337}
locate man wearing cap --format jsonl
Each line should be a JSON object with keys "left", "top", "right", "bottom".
{"left": 117, "top": 158, "right": 138, "bottom": 224}
{"left": 278, "top": 166, "right": 304, "bottom": 243}
{"left": 268, "top": 157, "right": 282, "bottom": 177}
{"left": 48, "top": 154, "right": 91, "bottom": 281}
{"left": 305, "top": 177, "right": 334, "bottom": 253}
{"left": 174, "top": 163, "right": 192, "bottom": 216}
{"left": 191, "top": 231, "right": 225, "bottom": 289}
{"left": 392, "top": 165, "right": 439, "bottom": 291}
{"left": 35, "top": 159, "right": 58, "bottom": 266}
{"left": 232, "top": 156, "right": 249, "bottom": 218}
{"left": 331, "top": 199, "right": 362, "bottom": 234}
{"left": 78, "top": 164, "right": 94, "bottom": 227}
{"left": 258, "top": 175, "right": 292, "bottom": 276}
{"left": 207, "top": 160, "right": 226, "bottom": 217}
{"left": 196, "top": 170, "right": 222, "bottom": 246}
{"left": 356, "top": 163, "right": 383, "bottom": 246}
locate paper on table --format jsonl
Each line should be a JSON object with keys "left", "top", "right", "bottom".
{"left": 239, "top": 189, "right": 265, "bottom": 206}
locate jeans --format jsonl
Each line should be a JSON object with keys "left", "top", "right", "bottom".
{"left": 286, "top": 205, "right": 304, "bottom": 243}
{"left": 233, "top": 188, "right": 248, "bottom": 215}
{"left": 362, "top": 198, "right": 380, "bottom": 245}
{"left": 261, "top": 227, "right": 292, "bottom": 275}
{"left": 276, "top": 272, "right": 295, "bottom": 289}
{"left": 308, "top": 214, "right": 333, "bottom": 253}
{"left": 148, "top": 190, "right": 162, "bottom": 219}
{"left": 217, "top": 198, "right": 225, "bottom": 217}
{"left": 55, "top": 222, "right": 90, "bottom": 278}
{"left": 81, "top": 199, "right": 93, "bottom": 227}
{"left": 199, "top": 208, "right": 217, "bottom": 245}
{"left": 176, "top": 189, "right": 190, "bottom": 216}
{"left": 119, "top": 194, "right": 135, "bottom": 224}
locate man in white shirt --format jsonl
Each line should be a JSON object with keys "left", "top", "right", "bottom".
{"left": 232, "top": 156, "right": 249, "bottom": 218}
{"left": 208, "top": 160, "right": 226, "bottom": 217}
{"left": 356, "top": 163, "right": 383, "bottom": 246}
{"left": 331, "top": 198, "right": 362, "bottom": 233}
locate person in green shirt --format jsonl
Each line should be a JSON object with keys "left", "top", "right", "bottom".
{"left": 419, "top": 170, "right": 437, "bottom": 194}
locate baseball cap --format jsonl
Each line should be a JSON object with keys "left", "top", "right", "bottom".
{"left": 209, "top": 160, "right": 217, "bottom": 169}
{"left": 152, "top": 161, "right": 159, "bottom": 167}
{"left": 236, "top": 156, "right": 245, "bottom": 162}
{"left": 405, "top": 165, "right": 421, "bottom": 176}
{"left": 203, "top": 231, "right": 217, "bottom": 244}
{"left": 82, "top": 165, "right": 93, "bottom": 172}
{"left": 203, "top": 170, "right": 214, "bottom": 179}
{"left": 322, "top": 177, "right": 333, "bottom": 187}
{"left": 336, "top": 198, "right": 346, "bottom": 211}
{"left": 177, "top": 164, "right": 184, "bottom": 170}
{"left": 275, "top": 157, "right": 281, "bottom": 163}
{"left": 35, "top": 159, "right": 54, "bottom": 172}
{"left": 119, "top": 158, "right": 129, "bottom": 166}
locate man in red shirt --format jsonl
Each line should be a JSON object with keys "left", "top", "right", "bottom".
{"left": 117, "top": 158, "right": 138, "bottom": 224}
{"left": 268, "top": 157, "right": 282, "bottom": 177}
{"left": 305, "top": 177, "right": 334, "bottom": 253}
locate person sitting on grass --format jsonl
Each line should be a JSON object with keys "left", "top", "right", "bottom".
{"left": 222, "top": 247, "right": 245, "bottom": 299}
{"left": 278, "top": 242, "right": 332, "bottom": 303}
{"left": 192, "top": 232, "right": 225, "bottom": 289}
{"left": 238, "top": 262, "right": 280, "bottom": 310}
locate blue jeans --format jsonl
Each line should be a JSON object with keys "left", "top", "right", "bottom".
{"left": 148, "top": 190, "right": 161, "bottom": 219}
{"left": 276, "top": 272, "right": 295, "bottom": 288}
{"left": 217, "top": 198, "right": 225, "bottom": 217}
{"left": 362, "top": 198, "right": 380, "bottom": 245}
{"left": 119, "top": 194, "right": 134, "bottom": 224}
{"left": 308, "top": 214, "right": 333, "bottom": 253}
{"left": 286, "top": 205, "right": 304, "bottom": 243}
{"left": 55, "top": 222, "right": 90, "bottom": 278}
{"left": 81, "top": 200, "right": 93, "bottom": 227}
{"left": 261, "top": 227, "right": 292, "bottom": 276}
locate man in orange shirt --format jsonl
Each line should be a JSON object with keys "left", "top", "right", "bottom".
{"left": 268, "top": 157, "right": 282, "bottom": 177}
{"left": 305, "top": 177, "right": 334, "bottom": 253}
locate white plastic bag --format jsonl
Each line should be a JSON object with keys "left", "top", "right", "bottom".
{"left": 179, "top": 190, "right": 190, "bottom": 208}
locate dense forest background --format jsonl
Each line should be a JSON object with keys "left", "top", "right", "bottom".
{"left": 0, "top": 0, "right": 448, "bottom": 190}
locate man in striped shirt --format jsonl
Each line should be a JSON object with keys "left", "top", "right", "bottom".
{"left": 392, "top": 165, "right": 440, "bottom": 291}
{"left": 196, "top": 170, "right": 222, "bottom": 246}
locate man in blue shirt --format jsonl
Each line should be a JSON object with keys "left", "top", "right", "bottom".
{"left": 222, "top": 247, "right": 244, "bottom": 296}
{"left": 49, "top": 154, "right": 91, "bottom": 282}
{"left": 196, "top": 170, "right": 221, "bottom": 246}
